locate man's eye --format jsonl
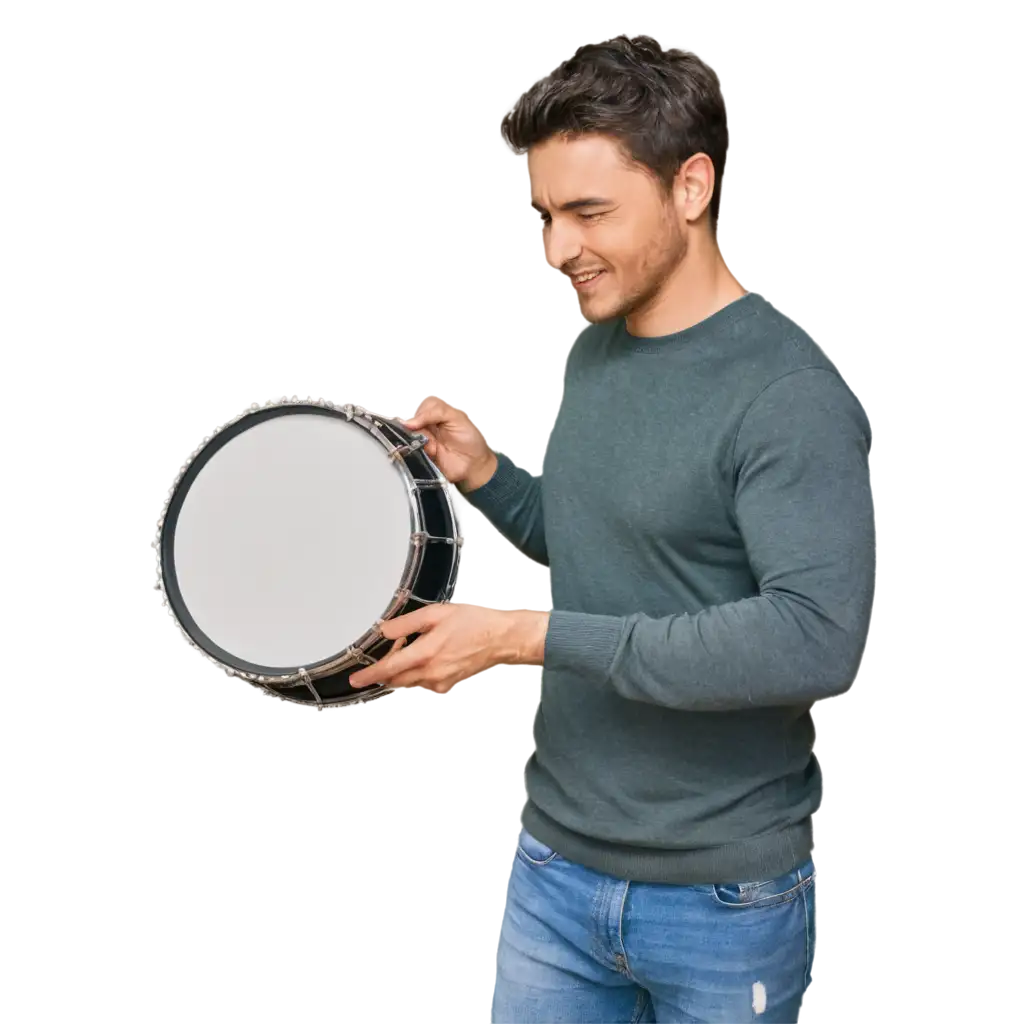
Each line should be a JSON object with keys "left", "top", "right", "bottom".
{"left": 580, "top": 212, "right": 603, "bottom": 221}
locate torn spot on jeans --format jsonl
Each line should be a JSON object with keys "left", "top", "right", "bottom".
{"left": 752, "top": 981, "right": 767, "bottom": 1015}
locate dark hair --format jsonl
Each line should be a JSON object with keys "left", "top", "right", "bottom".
{"left": 500, "top": 35, "right": 729, "bottom": 235}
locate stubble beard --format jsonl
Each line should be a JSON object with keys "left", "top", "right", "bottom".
{"left": 581, "top": 212, "right": 688, "bottom": 326}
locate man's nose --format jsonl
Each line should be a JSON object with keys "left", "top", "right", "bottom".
{"left": 544, "top": 220, "right": 583, "bottom": 270}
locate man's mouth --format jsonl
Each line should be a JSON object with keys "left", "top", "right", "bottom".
{"left": 572, "top": 269, "right": 606, "bottom": 290}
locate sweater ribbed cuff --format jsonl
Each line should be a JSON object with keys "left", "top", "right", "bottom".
{"left": 458, "top": 451, "right": 519, "bottom": 513}
{"left": 544, "top": 609, "right": 625, "bottom": 679}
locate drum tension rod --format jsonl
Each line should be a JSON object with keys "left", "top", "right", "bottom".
{"left": 387, "top": 435, "right": 428, "bottom": 462}
{"left": 411, "top": 531, "right": 459, "bottom": 546}
{"left": 297, "top": 667, "right": 323, "bottom": 708}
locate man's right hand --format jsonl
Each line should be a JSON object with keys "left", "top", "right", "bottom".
{"left": 397, "top": 397, "right": 498, "bottom": 494}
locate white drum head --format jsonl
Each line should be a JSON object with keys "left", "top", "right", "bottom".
{"left": 171, "top": 412, "right": 411, "bottom": 669}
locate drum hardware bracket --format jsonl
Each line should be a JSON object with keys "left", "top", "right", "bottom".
{"left": 386, "top": 435, "right": 428, "bottom": 462}
{"left": 344, "top": 644, "right": 379, "bottom": 666}
{"left": 297, "top": 667, "right": 324, "bottom": 709}
{"left": 411, "top": 530, "right": 458, "bottom": 546}
{"left": 243, "top": 679, "right": 391, "bottom": 712}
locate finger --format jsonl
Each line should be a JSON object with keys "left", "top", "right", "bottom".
{"left": 405, "top": 396, "right": 452, "bottom": 431}
{"left": 379, "top": 605, "right": 441, "bottom": 640}
{"left": 380, "top": 670, "right": 422, "bottom": 689}
{"left": 349, "top": 643, "right": 426, "bottom": 688}
{"left": 409, "top": 427, "right": 437, "bottom": 455}
{"left": 389, "top": 654, "right": 465, "bottom": 692}
{"left": 352, "top": 607, "right": 449, "bottom": 686}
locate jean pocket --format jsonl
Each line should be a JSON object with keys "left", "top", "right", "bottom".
{"left": 710, "top": 858, "right": 815, "bottom": 909}
{"left": 516, "top": 828, "right": 562, "bottom": 866}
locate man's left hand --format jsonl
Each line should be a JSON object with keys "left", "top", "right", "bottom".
{"left": 348, "top": 604, "right": 549, "bottom": 694}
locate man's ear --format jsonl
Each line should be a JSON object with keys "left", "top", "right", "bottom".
{"left": 673, "top": 152, "right": 714, "bottom": 227}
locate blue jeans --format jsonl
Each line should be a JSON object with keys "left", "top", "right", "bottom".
{"left": 492, "top": 827, "right": 816, "bottom": 1023}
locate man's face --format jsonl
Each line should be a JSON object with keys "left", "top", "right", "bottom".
{"left": 527, "top": 132, "right": 687, "bottom": 325}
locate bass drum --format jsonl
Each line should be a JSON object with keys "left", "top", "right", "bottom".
{"left": 153, "top": 398, "right": 463, "bottom": 708}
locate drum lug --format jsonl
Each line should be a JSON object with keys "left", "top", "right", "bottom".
{"left": 344, "top": 644, "right": 379, "bottom": 666}
{"left": 411, "top": 531, "right": 454, "bottom": 546}
{"left": 298, "top": 667, "right": 323, "bottom": 708}
{"left": 387, "top": 435, "right": 428, "bottom": 462}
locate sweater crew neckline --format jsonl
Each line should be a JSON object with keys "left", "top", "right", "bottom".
{"left": 619, "top": 291, "right": 762, "bottom": 352}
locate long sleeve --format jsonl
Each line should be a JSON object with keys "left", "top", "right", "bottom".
{"left": 457, "top": 335, "right": 588, "bottom": 567}
{"left": 458, "top": 451, "right": 548, "bottom": 566}
{"left": 543, "top": 367, "right": 876, "bottom": 710}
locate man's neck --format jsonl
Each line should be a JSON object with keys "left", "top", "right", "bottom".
{"left": 625, "top": 235, "right": 746, "bottom": 338}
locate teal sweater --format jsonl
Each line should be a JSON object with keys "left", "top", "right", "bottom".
{"left": 462, "top": 291, "right": 875, "bottom": 884}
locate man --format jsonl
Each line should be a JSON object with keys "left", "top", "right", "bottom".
{"left": 349, "top": 33, "right": 875, "bottom": 1024}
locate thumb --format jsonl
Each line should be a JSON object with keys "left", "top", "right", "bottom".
{"left": 399, "top": 389, "right": 444, "bottom": 425}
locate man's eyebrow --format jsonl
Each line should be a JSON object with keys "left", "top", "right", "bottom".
{"left": 530, "top": 197, "right": 613, "bottom": 213}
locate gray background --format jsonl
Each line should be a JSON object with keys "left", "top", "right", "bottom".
{"left": 2, "top": 9, "right": 1024, "bottom": 1024}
